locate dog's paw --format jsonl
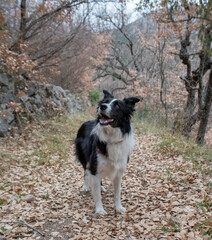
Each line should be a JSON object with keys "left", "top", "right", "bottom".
{"left": 101, "top": 186, "right": 107, "bottom": 192}
{"left": 115, "top": 205, "right": 126, "bottom": 213}
{"left": 95, "top": 207, "right": 107, "bottom": 215}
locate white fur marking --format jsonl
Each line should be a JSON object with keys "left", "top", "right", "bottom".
{"left": 98, "top": 98, "right": 117, "bottom": 117}
{"left": 83, "top": 170, "right": 90, "bottom": 192}
{"left": 88, "top": 172, "right": 107, "bottom": 215}
{"left": 92, "top": 124, "right": 134, "bottom": 180}
{"left": 89, "top": 124, "right": 134, "bottom": 214}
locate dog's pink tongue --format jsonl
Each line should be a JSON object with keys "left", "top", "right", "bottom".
{"left": 100, "top": 118, "right": 113, "bottom": 124}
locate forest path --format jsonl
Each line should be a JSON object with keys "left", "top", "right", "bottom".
{"left": 0, "top": 131, "right": 211, "bottom": 240}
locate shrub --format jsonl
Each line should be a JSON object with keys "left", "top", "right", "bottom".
{"left": 88, "top": 90, "right": 100, "bottom": 106}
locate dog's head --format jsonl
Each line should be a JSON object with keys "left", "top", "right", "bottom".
{"left": 97, "top": 90, "right": 140, "bottom": 127}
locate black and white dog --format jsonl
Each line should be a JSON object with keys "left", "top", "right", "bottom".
{"left": 75, "top": 90, "right": 140, "bottom": 215}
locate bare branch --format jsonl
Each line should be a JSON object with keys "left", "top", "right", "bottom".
{"left": 0, "top": 221, "right": 45, "bottom": 237}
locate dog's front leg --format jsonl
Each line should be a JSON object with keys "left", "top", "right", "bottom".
{"left": 113, "top": 173, "right": 126, "bottom": 213}
{"left": 90, "top": 174, "right": 107, "bottom": 215}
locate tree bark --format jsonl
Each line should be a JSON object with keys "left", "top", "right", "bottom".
{"left": 179, "top": 29, "right": 211, "bottom": 136}
{"left": 196, "top": 69, "right": 212, "bottom": 145}
{"left": 179, "top": 31, "right": 199, "bottom": 135}
{"left": 20, "top": 0, "right": 27, "bottom": 34}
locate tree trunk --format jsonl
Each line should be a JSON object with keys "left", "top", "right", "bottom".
{"left": 20, "top": 0, "right": 27, "bottom": 34}
{"left": 183, "top": 87, "right": 198, "bottom": 135}
{"left": 196, "top": 69, "right": 212, "bottom": 145}
{"left": 179, "top": 31, "right": 199, "bottom": 135}
{"left": 11, "top": 0, "right": 27, "bottom": 51}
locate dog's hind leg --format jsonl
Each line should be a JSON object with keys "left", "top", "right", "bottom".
{"left": 113, "top": 173, "right": 126, "bottom": 213}
{"left": 82, "top": 170, "right": 90, "bottom": 192}
{"left": 89, "top": 173, "right": 107, "bottom": 215}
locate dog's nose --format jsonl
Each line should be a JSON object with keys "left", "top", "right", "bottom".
{"left": 100, "top": 104, "right": 107, "bottom": 111}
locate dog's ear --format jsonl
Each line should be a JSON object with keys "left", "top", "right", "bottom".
{"left": 103, "top": 90, "right": 114, "bottom": 99}
{"left": 123, "top": 97, "right": 140, "bottom": 110}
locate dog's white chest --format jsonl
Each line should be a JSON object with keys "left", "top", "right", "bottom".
{"left": 95, "top": 125, "right": 134, "bottom": 180}
{"left": 107, "top": 132, "right": 134, "bottom": 162}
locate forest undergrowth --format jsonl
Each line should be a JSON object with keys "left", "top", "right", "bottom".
{"left": 0, "top": 108, "right": 211, "bottom": 239}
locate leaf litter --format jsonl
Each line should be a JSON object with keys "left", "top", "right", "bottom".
{"left": 0, "top": 125, "right": 211, "bottom": 240}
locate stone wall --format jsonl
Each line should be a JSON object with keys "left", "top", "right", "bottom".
{"left": 0, "top": 74, "right": 84, "bottom": 137}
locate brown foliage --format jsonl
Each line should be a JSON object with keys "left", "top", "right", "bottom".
{"left": 0, "top": 1, "right": 111, "bottom": 95}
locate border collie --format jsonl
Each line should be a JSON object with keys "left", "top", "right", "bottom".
{"left": 75, "top": 90, "right": 140, "bottom": 215}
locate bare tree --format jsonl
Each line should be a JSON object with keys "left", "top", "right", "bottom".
{"left": 0, "top": 0, "right": 112, "bottom": 91}
{"left": 139, "top": 0, "right": 212, "bottom": 144}
{"left": 94, "top": 2, "right": 148, "bottom": 95}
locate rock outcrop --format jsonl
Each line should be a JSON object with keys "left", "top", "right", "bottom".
{"left": 0, "top": 74, "right": 84, "bottom": 137}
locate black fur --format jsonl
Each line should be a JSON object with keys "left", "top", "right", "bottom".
{"left": 75, "top": 120, "right": 108, "bottom": 175}
{"left": 75, "top": 90, "right": 140, "bottom": 176}
{"left": 97, "top": 91, "right": 139, "bottom": 135}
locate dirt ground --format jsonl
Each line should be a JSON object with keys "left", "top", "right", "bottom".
{"left": 0, "top": 131, "right": 211, "bottom": 240}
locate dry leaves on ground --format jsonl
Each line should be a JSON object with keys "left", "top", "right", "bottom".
{"left": 0, "top": 130, "right": 211, "bottom": 239}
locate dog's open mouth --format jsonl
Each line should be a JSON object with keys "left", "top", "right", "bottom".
{"left": 99, "top": 113, "right": 114, "bottom": 125}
